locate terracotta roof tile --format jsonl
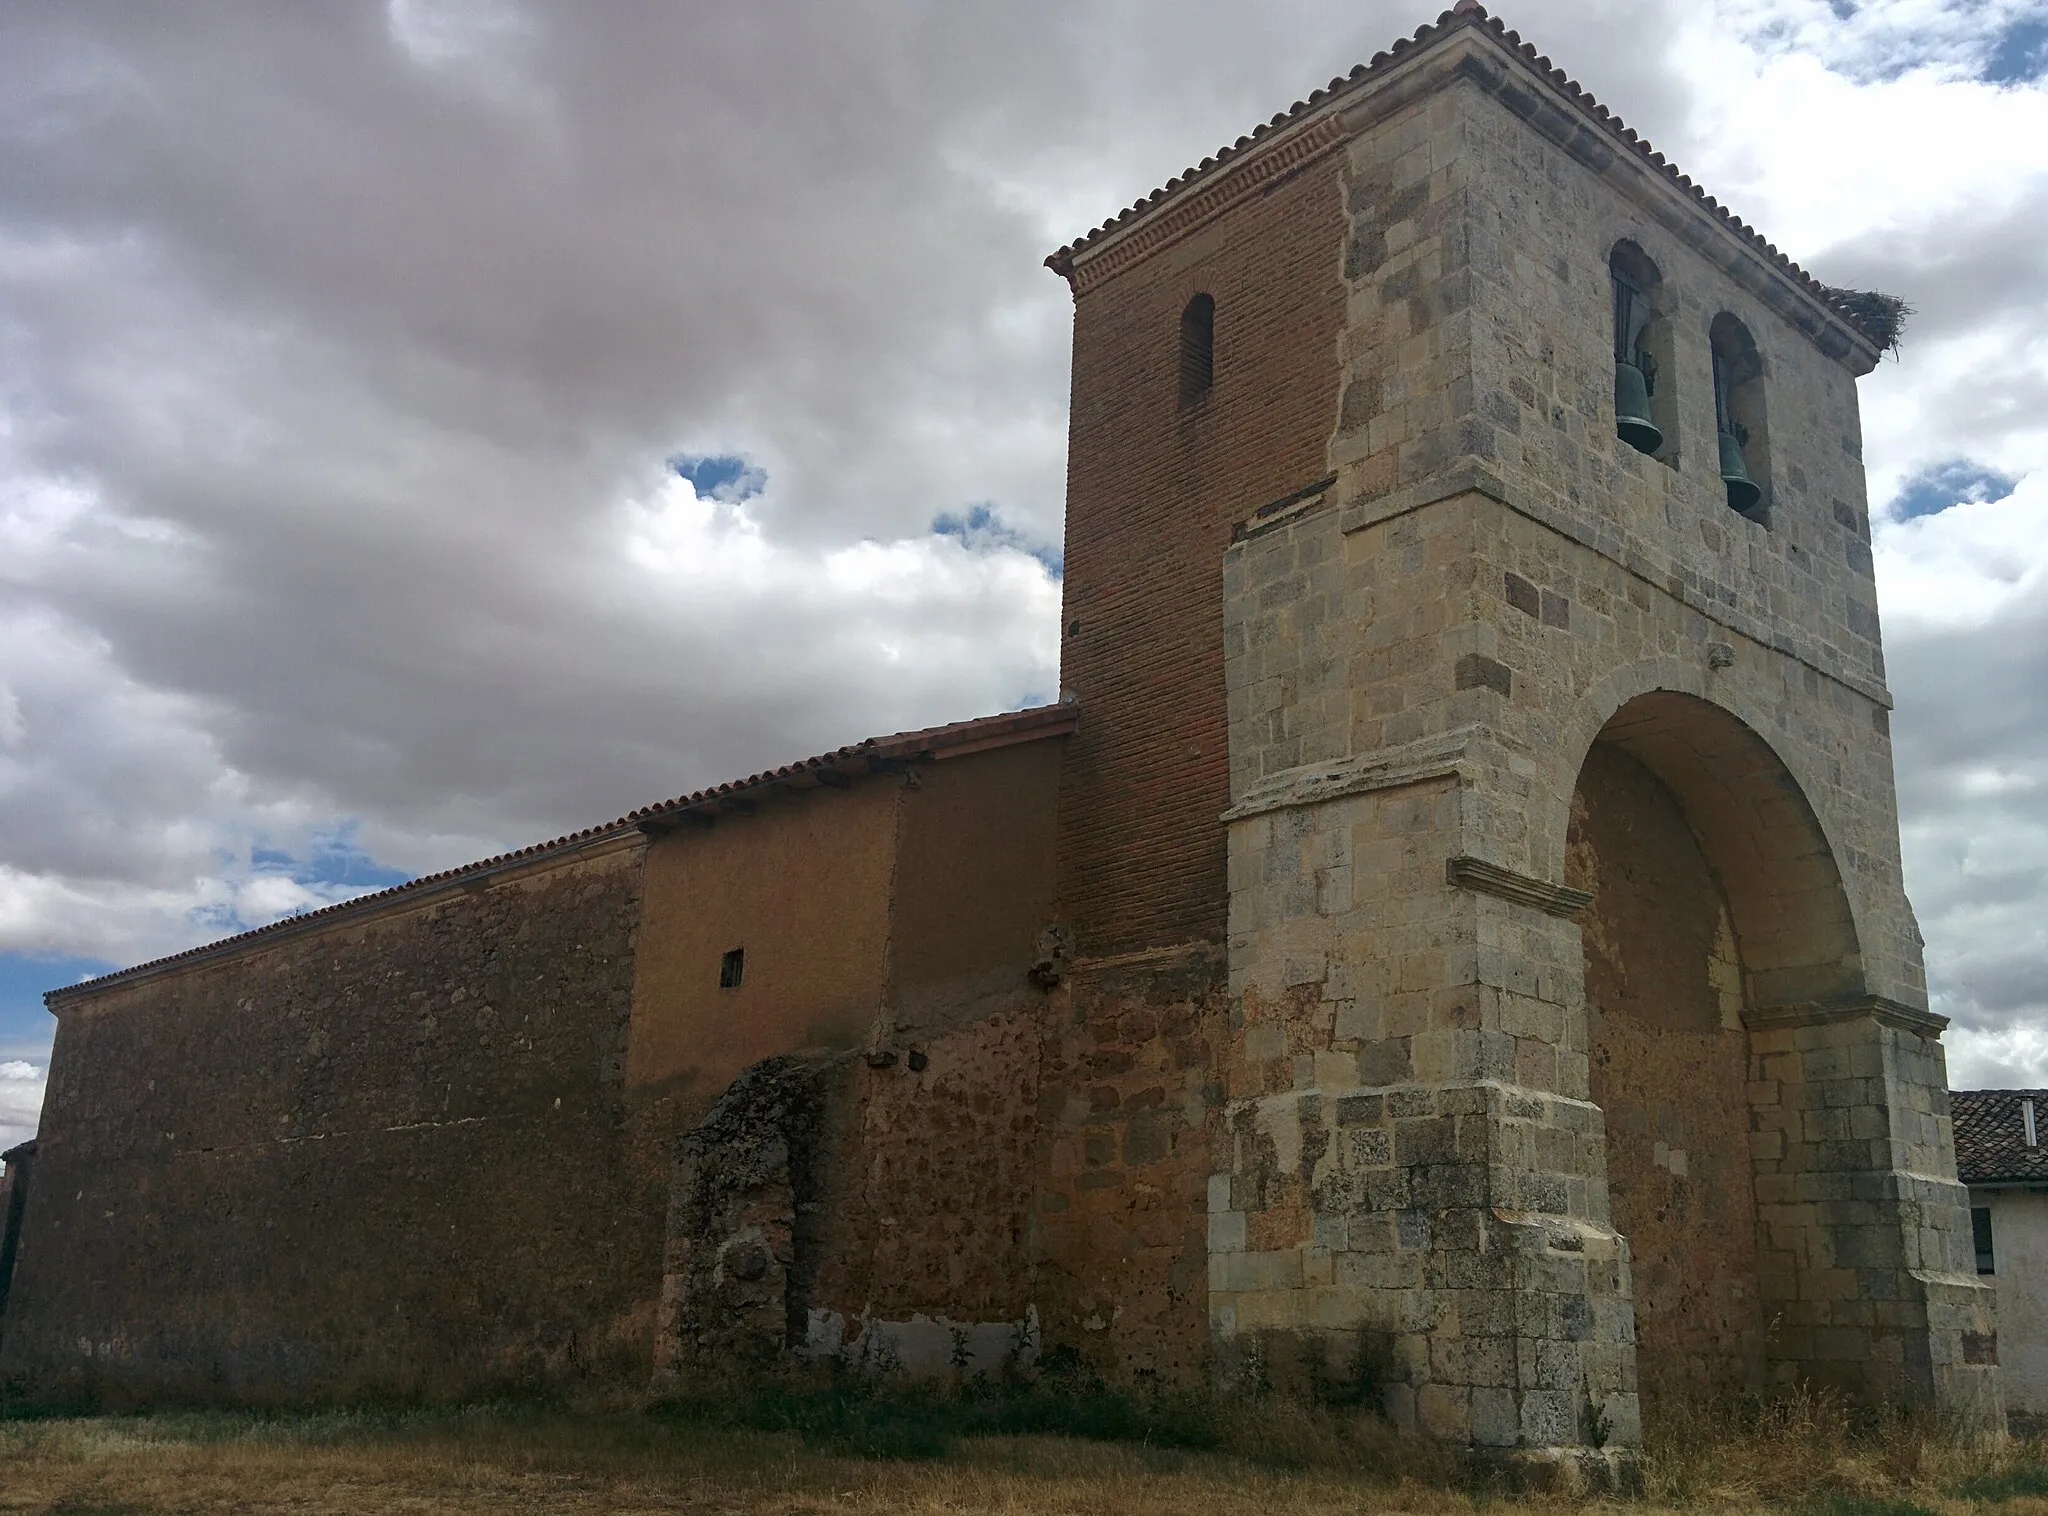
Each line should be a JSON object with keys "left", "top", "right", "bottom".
{"left": 1045, "top": 2, "right": 1890, "bottom": 350}
{"left": 44, "top": 703, "right": 1078, "bottom": 1006}
{"left": 1953, "top": 1089, "right": 2048, "bottom": 1185}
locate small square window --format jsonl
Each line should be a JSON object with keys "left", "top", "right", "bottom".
{"left": 719, "top": 948, "right": 745, "bottom": 989}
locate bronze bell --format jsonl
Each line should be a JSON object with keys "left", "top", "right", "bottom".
{"left": 1614, "top": 361, "right": 1661, "bottom": 455}
{"left": 1719, "top": 431, "right": 1762, "bottom": 515}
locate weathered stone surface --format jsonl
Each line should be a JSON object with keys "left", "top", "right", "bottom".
{"left": 656, "top": 1050, "right": 856, "bottom": 1378}
{"left": 1208, "top": 21, "right": 1999, "bottom": 1455}
{"left": 0, "top": 7, "right": 2003, "bottom": 1452}
{"left": 0, "top": 841, "right": 659, "bottom": 1404}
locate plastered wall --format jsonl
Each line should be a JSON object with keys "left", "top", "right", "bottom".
{"left": 627, "top": 781, "right": 898, "bottom": 1132}
{"left": 1973, "top": 1190, "right": 2048, "bottom": 1417}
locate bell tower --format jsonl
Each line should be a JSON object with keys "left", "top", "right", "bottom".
{"left": 1047, "top": 0, "right": 2000, "bottom": 1467}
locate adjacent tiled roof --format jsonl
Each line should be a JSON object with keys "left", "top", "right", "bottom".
{"left": 1953, "top": 1090, "right": 2048, "bottom": 1185}
{"left": 1045, "top": 1, "right": 1890, "bottom": 350}
{"left": 43, "top": 703, "right": 1079, "bottom": 1007}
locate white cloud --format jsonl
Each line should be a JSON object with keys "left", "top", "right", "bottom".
{"left": 0, "top": 1058, "right": 43, "bottom": 1152}
{"left": 0, "top": 0, "right": 2045, "bottom": 1144}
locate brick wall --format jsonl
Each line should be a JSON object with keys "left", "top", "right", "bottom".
{"left": 1055, "top": 154, "right": 1348, "bottom": 958}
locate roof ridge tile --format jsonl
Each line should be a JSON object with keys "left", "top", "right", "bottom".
{"left": 1045, "top": 3, "right": 1888, "bottom": 349}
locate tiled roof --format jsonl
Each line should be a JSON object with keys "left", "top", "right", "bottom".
{"left": 43, "top": 703, "right": 1079, "bottom": 1007}
{"left": 1045, "top": 1, "right": 1890, "bottom": 350}
{"left": 1953, "top": 1090, "right": 2048, "bottom": 1185}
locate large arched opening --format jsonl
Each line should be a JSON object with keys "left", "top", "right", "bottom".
{"left": 1564, "top": 691, "right": 1864, "bottom": 1407}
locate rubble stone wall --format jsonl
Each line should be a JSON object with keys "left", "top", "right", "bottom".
{"left": 0, "top": 839, "right": 658, "bottom": 1403}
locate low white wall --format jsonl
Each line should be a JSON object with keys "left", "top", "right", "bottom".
{"left": 1974, "top": 1187, "right": 2048, "bottom": 1418}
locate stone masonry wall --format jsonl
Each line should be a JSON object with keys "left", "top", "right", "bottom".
{"left": 1033, "top": 950, "right": 1227, "bottom": 1385}
{"left": 0, "top": 839, "right": 659, "bottom": 1404}
{"left": 1748, "top": 1010, "right": 1997, "bottom": 1416}
{"left": 1045, "top": 116, "right": 1349, "bottom": 1383}
{"left": 1569, "top": 745, "right": 1766, "bottom": 1402}
{"left": 1211, "top": 35, "right": 1997, "bottom": 1440}
{"left": 1441, "top": 58, "right": 1921, "bottom": 1006}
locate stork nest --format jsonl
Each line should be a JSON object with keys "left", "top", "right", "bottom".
{"left": 1823, "top": 288, "right": 1913, "bottom": 353}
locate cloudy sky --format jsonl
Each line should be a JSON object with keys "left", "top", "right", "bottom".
{"left": 2, "top": 0, "right": 2045, "bottom": 1150}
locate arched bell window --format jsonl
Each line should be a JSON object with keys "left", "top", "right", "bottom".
{"left": 1709, "top": 313, "right": 1768, "bottom": 520}
{"left": 1179, "top": 293, "right": 1214, "bottom": 407}
{"left": 1609, "top": 242, "right": 1674, "bottom": 463}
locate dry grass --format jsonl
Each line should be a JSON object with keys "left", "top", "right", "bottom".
{"left": 0, "top": 1391, "right": 2039, "bottom": 1516}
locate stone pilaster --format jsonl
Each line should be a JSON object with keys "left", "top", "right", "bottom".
{"left": 1749, "top": 1001, "right": 2002, "bottom": 1423}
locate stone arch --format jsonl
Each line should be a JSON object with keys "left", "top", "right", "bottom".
{"left": 1553, "top": 671, "right": 1869, "bottom": 1407}
{"left": 1541, "top": 658, "right": 1866, "bottom": 1012}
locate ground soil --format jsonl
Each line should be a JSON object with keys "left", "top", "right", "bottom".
{"left": 0, "top": 1402, "right": 2042, "bottom": 1516}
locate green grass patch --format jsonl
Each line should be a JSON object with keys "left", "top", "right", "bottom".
{"left": 650, "top": 1373, "right": 1229, "bottom": 1461}
{"left": 1956, "top": 1464, "right": 2048, "bottom": 1502}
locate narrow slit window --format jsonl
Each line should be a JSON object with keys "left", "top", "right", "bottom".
{"left": 718, "top": 947, "right": 745, "bottom": 989}
{"left": 1179, "top": 293, "right": 1214, "bottom": 407}
{"left": 1973, "top": 1206, "right": 1996, "bottom": 1276}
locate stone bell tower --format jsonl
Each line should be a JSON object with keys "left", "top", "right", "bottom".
{"left": 1047, "top": 0, "right": 2000, "bottom": 1465}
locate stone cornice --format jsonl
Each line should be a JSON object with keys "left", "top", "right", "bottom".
{"left": 1061, "top": 114, "right": 1347, "bottom": 296}
{"left": 1446, "top": 855, "right": 1593, "bottom": 919}
{"left": 1746, "top": 995, "right": 1949, "bottom": 1037}
{"left": 1222, "top": 729, "right": 1472, "bottom": 822}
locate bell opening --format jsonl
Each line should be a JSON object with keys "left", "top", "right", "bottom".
{"left": 1710, "top": 314, "right": 1770, "bottom": 523}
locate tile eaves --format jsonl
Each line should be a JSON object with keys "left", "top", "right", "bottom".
{"left": 1954, "top": 1089, "right": 2048, "bottom": 1186}
{"left": 42, "top": 702, "right": 1079, "bottom": 1008}
{"left": 1044, "top": 1, "right": 1892, "bottom": 352}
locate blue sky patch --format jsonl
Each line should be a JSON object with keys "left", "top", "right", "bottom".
{"left": 669, "top": 452, "right": 766, "bottom": 503}
{"left": 193, "top": 825, "right": 415, "bottom": 939}
{"left": 275, "top": 824, "right": 413, "bottom": 892}
{"left": 0, "top": 950, "right": 114, "bottom": 1062}
{"left": 931, "top": 504, "right": 1063, "bottom": 577}
{"left": 1985, "top": 15, "right": 2048, "bottom": 82}
{"left": 1890, "top": 460, "right": 2019, "bottom": 522}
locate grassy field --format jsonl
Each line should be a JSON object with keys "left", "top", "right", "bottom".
{"left": 0, "top": 1388, "right": 2042, "bottom": 1516}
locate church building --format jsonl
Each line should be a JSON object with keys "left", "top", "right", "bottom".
{"left": 0, "top": 3, "right": 2002, "bottom": 1462}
